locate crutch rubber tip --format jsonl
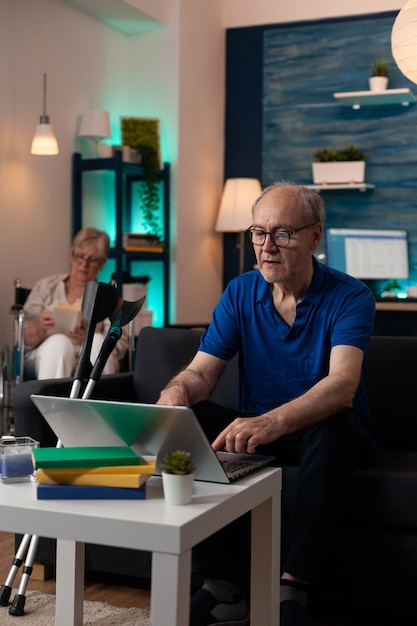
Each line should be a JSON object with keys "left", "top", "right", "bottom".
{"left": 0, "top": 585, "right": 12, "bottom": 606}
{"left": 9, "top": 594, "right": 25, "bottom": 616}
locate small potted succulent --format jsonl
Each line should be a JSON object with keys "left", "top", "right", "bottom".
{"left": 312, "top": 146, "right": 366, "bottom": 185}
{"left": 161, "top": 450, "right": 196, "bottom": 505}
{"left": 369, "top": 59, "right": 389, "bottom": 92}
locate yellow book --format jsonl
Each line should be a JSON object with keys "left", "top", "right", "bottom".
{"left": 36, "top": 469, "right": 153, "bottom": 488}
{"left": 35, "top": 459, "right": 156, "bottom": 488}
{"left": 36, "top": 470, "right": 150, "bottom": 487}
{"left": 124, "top": 245, "right": 164, "bottom": 253}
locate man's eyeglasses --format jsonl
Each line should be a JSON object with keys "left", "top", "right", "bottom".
{"left": 72, "top": 251, "right": 102, "bottom": 266}
{"left": 246, "top": 223, "right": 316, "bottom": 248}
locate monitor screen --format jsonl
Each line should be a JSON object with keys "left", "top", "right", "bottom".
{"left": 326, "top": 228, "right": 409, "bottom": 280}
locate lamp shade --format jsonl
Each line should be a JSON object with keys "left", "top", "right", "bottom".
{"left": 31, "top": 73, "right": 59, "bottom": 156}
{"left": 79, "top": 109, "right": 111, "bottom": 138}
{"left": 215, "top": 178, "right": 262, "bottom": 232}
{"left": 31, "top": 122, "right": 59, "bottom": 155}
{"left": 392, "top": 0, "right": 417, "bottom": 84}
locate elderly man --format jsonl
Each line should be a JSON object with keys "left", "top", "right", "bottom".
{"left": 158, "top": 182, "right": 377, "bottom": 626}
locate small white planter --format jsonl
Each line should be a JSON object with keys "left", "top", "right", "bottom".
{"left": 312, "top": 161, "right": 366, "bottom": 185}
{"left": 162, "top": 472, "right": 195, "bottom": 505}
{"left": 368, "top": 76, "right": 389, "bottom": 92}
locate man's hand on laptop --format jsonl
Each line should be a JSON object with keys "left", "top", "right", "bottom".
{"left": 212, "top": 413, "right": 282, "bottom": 454}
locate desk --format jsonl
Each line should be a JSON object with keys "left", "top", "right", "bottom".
{"left": 374, "top": 300, "right": 417, "bottom": 336}
{"left": 375, "top": 300, "right": 417, "bottom": 312}
{"left": 0, "top": 469, "right": 282, "bottom": 626}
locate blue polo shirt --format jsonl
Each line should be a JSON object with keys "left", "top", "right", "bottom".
{"left": 200, "top": 257, "right": 376, "bottom": 440}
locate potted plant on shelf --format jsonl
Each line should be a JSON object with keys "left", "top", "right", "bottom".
{"left": 312, "top": 146, "right": 366, "bottom": 185}
{"left": 120, "top": 117, "right": 163, "bottom": 242}
{"left": 369, "top": 59, "right": 389, "bottom": 92}
{"left": 161, "top": 450, "right": 196, "bottom": 505}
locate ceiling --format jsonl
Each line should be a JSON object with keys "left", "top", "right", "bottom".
{"left": 59, "top": 0, "right": 168, "bottom": 35}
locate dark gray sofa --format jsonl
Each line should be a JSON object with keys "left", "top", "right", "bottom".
{"left": 12, "top": 328, "right": 417, "bottom": 623}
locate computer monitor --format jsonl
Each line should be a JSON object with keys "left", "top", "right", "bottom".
{"left": 325, "top": 228, "right": 409, "bottom": 280}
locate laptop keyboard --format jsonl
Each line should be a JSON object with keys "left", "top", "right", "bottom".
{"left": 221, "top": 459, "right": 252, "bottom": 474}
{"left": 217, "top": 451, "right": 275, "bottom": 481}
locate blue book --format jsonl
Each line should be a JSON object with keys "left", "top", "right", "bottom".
{"left": 37, "top": 483, "right": 147, "bottom": 500}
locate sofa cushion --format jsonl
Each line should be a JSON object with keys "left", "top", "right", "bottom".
{"left": 282, "top": 450, "right": 417, "bottom": 530}
{"left": 346, "top": 450, "right": 417, "bottom": 528}
{"left": 367, "top": 336, "right": 417, "bottom": 451}
{"left": 133, "top": 327, "right": 238, "bottom": 409}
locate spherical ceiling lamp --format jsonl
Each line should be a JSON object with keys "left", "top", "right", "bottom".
{"left": 392, "top": 0, "right": 417, "bottom": 84}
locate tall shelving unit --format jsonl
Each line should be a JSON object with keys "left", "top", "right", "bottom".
{"left": 72, "top": 151, "right": 170, "bottom": 327}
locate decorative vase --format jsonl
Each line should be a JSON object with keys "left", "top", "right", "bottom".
{"left": 162, "top": 472, "right": 195, "bottom": 505}
{"left": 368, "top": 76, "right": 389, "bottom": 92}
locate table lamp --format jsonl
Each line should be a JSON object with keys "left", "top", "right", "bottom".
{"left": 215, "top": 178, "right": 262, "bottom": 275}
{"left": 78, "top": 109, "right": 111, "bottom": 157}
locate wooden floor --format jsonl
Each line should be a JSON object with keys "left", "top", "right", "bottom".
{"left": 0, "top": 531, "right": 405, "bottom": 626}
{"left": 0, "top": 531, "right": 151, "bottom": 610}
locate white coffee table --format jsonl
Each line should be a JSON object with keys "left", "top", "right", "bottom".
{"left": 0, "top": 468, "right": 281, "bottom": 626}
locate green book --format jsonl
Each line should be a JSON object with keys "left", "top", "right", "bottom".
{"left": 32, "top": 446, "right": 140, "bottom": 470}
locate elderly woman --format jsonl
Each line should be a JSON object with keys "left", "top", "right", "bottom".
{"left": 23, "top": 227, "right": 128, "bottom": 379}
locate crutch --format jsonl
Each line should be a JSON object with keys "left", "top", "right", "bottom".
{"left": 0, "top": 281, "right": 145, "bottom": 616}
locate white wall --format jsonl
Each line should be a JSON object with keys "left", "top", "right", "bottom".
{"left": 0, "top": 0, "right": 405, "bottom": 355}
{"left": 0, "top": 0, "right": 128, "bottom": 349}
{"left": 224, "top": 0, "right": 404, "bottom": 27}
{"left": 175, "top": 0, "right": 225, "bottom": 325}
{"left": 124, "top": 0, "right": 225, "bottom": 325}
{"left": 0, "top": 0, "right": 225, "bottom": 352}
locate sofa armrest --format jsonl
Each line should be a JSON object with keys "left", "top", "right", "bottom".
{"left": 12, "top": 373, "right": 136, "bottom": 447}
{"left": 84, "top": 373, "right": 135, "bottom": 401}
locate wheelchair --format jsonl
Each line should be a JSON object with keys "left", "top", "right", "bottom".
{"left": 1, "top": 279, "right": 31, "bottom": 435}
{"left": 0, "top": 277, "right": 141, "bottom": 435}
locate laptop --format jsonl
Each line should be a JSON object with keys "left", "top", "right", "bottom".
{"left": 31, "top": 395, "right": 275, "bottom": 484}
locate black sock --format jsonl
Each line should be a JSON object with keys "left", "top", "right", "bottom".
{"left": 280, "top": 579, "right": 308, "bottom": 609}
{"left": 203, "top": 578, "right": 243, "bottom": 603}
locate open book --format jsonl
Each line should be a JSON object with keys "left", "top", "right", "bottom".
{"left": 51, "top": 303, "right": 82, "bottom": 334}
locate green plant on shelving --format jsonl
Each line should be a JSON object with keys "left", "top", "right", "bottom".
{"left": 137, "top": 144, "right": 162, "bottom": 239}
{"left": 121, "top": 119, "right": 162, "bottom": 240}
{"left": 313, "top": 146, "right": 366, "bottom": 162}
{"left": 370, "top": 59, "right": 389, "bottom": 77}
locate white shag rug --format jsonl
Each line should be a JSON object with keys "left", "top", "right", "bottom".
{"left": 0, "top": 590, "right": 151, "bottom": 625}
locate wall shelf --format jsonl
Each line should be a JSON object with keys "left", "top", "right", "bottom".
{"left": 333, "top": 88, "right": 416, "bottom": 108}
{"left": 305, "top": 183, "right": 375, "bottom": 192}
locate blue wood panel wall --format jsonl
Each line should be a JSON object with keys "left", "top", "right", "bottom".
{"left": 262, "top": 13, "right": 417, "bottom": 293}
{"left": 224, "top": 12, "right": 417, "bottom": 293}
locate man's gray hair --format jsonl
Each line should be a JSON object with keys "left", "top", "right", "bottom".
{"left": 251, "top": 181, "right": 326, "bottom": 225}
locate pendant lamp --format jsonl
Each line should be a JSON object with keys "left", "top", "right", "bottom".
{"left": 31, "top": 72, "right": 59, "bottom": 155}
{"left": 31, "top": 0, "right": 58, "bottom": 155}
{"left": 392, "top": 0, "right": 417, "bottom": 85}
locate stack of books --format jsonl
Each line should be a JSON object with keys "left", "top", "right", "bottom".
{"left": 32, "top": 446, "right": 156, "bottom": 500}
{"left": 122, "top": 233, "right": 164, "bottom": 253}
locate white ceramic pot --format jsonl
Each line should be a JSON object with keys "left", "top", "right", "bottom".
{"left": 311, "top": 161, "right": 366, "bottom": 185}
{"left": 368, "top": 76, "right": 389, "bottom": 92}
{"left": 162, "top": 472, "right": 195, "bottom": 505}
